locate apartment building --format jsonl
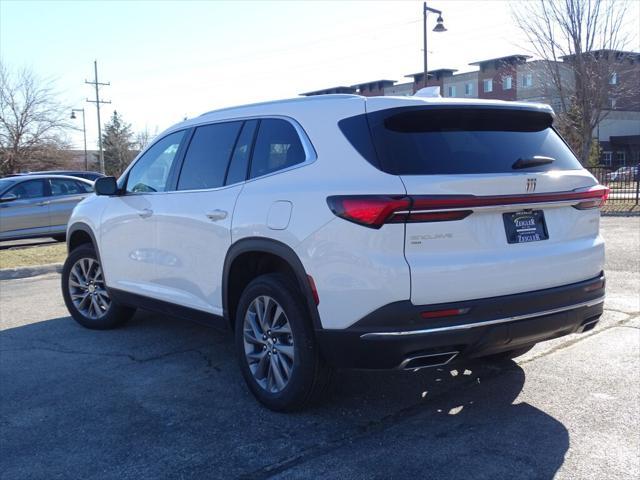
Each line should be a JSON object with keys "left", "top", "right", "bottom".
{"left": 302, "top": 50, "right": 640, "bottom": 167}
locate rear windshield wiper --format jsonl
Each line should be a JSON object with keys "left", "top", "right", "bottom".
{"left": 512, "top": 156, "right": 555, "bottom": 170}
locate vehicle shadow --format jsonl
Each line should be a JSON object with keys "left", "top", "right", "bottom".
{"left": 0, "top": 310, "right": 569, "bottom": 480}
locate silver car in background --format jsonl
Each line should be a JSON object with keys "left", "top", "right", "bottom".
{"left": 0, "top": 175, "right": 94, "bottom": 242}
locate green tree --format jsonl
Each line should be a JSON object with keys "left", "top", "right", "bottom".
{"left": 102, "top": 110, "right": 136, "bottom": 176}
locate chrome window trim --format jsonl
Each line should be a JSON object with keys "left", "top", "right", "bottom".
{"left": 360, "top": 296, "right": 605, "bottom": 339}
{"left": 122, "top": 115, "right": 317, "bottom": 196}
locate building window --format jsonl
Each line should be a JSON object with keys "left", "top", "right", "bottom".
{"left": 503, "top": 76, "right": 512, "bottom": 90}
{"left": 609, "top": 72, "right": 617, "bottom": 85}
{"left": 610, "top": 97, "right": 617, "bottom": 109}
{"left": 602, "top": 151, "right": 612, "bottom": 166}
{"left": 615, "top": 152, "right": 626, "bottom": 165}
{"left": 447, "top": 85, "right": 456, "bottom": 97}
{"left": 521, "top": 73, "right": 533, "bottom": 88}
{"left": 483, "top": 79, "right": 493, "bottom": 93}
{"left": 465, "top": 82, "right": 473, "bottom": 95}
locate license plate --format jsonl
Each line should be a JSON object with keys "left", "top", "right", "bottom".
{"left": 502, "top": 210, "right": 549, "bottom": 244}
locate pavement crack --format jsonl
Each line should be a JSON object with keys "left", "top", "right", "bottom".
{"left": 0, "top": 344, "right": 215, "bottom": 364}
{"left": 238, "top": 375, "right": 486, "bottom": 479}
{"left": 521, "top": 315, "right": 640, "bottom": 364}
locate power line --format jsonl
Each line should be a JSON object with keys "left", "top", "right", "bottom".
{"left": 85, "top": 60, "right": 111, "bottom": 174}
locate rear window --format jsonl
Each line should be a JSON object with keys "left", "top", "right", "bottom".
{"left": 341, "top": 107, "right": 582, "bottom": 175}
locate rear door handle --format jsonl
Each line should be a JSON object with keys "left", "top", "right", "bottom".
{"left": 206, "top": 209, "right": 228, "bottom": 221}
{"left": 36, "top": 201, "right": 50, "bottom": 206}
{"left": 138, "top": 208, "right": 153, "bottom": 219}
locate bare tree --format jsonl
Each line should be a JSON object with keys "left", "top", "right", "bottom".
{"left": 512, "top": 0, "right": 638, "bottom": 164}
{"left": 135, "top": 126, "right": 157, "bottom": 151}
{"left": 0, "top": 64, "right": 72, "bottom": 175}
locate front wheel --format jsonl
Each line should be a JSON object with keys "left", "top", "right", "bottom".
{"left": 235, "top": 273, "right": 331, "bottom": 411}
{"left": 61, "top": 244, "right": 135, "bottom": 329}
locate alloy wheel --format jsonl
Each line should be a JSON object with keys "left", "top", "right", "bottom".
{"left": 243, "top": 295, "right": 295, "bottom": 393}
{"left": 68, "top": 257, "right": 110, "bottom": 320}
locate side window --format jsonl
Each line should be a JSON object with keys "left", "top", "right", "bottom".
{"left": 177, "top": 122, "right": 242, "bottom": 191}
{"left": 249, "top": 119, "right": 306, "bottom": 179}
{"left": 126, "top": 131, "right": 186, "bottom": 193}
{"left": 50, "top": 178, "right": 88, "bottom": 196}
{"left": 5, "top": 180, "right": 46, "bottom": 200}
{"left": 77, "top": 181, "right": 94, "bottom": 193}
{"left": 225, "top": 120, "right": 258, "bottom": 185}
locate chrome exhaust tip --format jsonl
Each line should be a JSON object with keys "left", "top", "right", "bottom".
{"left": 576, "top": 317, "right": 600, "bottom": 333}
{"left": 399, "top": 351, "right": 459, "bottom": 371}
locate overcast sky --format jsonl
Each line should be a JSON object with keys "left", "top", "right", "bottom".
{"left": 1, "top": 0, "right": 638, "bottom": 149}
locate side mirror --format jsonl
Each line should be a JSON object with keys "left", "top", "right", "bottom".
{"left": 0, "top": 193, "right": 18, "bottom": 203}
{"left": 94, "top": 176, "right": 119, "bottom": 196}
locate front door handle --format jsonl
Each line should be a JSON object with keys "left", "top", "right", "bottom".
{"left": 206, "top": 209, "right": 228, "bottom": 221}
{"left": 138, "top": 208, "right": 153, "bottom": 219}
{"left": 36, "top": 201, "right": 50, "bottom": 206}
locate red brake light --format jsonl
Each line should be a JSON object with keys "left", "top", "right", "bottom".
{"left": 420, "top": 308, "right": 470, "bottom": 319}
{"left": 326, "top": 196, "right": 410, "bottom": 228}
{"left": 327, "top": 186, "right": 609, "bottom": 228}
{"left": 573, "top": 185, "right": 609, "bottom": 210}
{"left": 407, "top": 210, "right": 473, "bottom": 223}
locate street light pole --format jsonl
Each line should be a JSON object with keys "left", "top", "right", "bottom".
{"left": 71, "top": 109, "right": 87, "bottom": 171}
{"left": 423, "top": 2, "right": 447, "bottom": 89}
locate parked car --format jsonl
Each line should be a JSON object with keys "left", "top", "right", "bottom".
{"left": 4, "top": 170, "right": 105, "bottom": 181}
{"left": 61, "top": 95, "right": 607, "bottom": 411}
{"left": 0, "top": 175, "right": 94, "bottom": 242}
{"left": 606, "top": 165, "right": 639, "bottom": 182}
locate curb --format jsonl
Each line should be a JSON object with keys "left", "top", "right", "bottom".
{"left": 0, "top": 263, "right": 63, "bottom": 281}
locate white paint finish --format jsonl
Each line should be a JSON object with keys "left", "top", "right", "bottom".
{"left": 151, "top": 184, "right": 243, "bottom": 313}
{"left": 295, "top": 218, "right": 411, "bottom": 330}
{"left": 267, "top": 201, "right": 293, "bottom": 230}
{"left": 401, "top": 170, "right": 604, "bottom": 305}
{"left": 98, "top": 194, "right": 159, "bottom": 296}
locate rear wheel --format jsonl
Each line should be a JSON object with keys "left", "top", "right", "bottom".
{"left": 61, "top": 244, "right": 135, "bottom": 329}
{"left": 235, "top": 273, "right": 331, "bottom": 411}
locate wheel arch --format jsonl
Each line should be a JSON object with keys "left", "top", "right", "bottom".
{"left": 223, "top": 237, "right": 321, "bottom": 331}
{"left": 67, "top": 223, "right": 98, "bottom": 254}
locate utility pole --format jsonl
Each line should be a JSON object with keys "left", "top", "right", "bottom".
{"left": 86, "top": 60, "right": 111, "bottom": 174}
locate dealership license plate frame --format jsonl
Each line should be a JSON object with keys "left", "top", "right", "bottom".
{"left": 502, "top": 209, "right": 549, "bottom": 244}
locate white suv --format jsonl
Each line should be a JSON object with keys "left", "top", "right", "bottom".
{"left": 61, "top": 95, "right": 607, "bottom": 411}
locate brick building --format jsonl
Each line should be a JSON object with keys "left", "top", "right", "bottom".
{"left": 302, "top": 50, "right": 640, "bottom": 167}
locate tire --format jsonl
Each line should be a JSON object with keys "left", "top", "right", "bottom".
{"left": 61, "top": 244, "right": 135, "bottom": 329}
{"left": 485, "top": 345, "right": 535, "bottom": 362}
{"left": 52, "top": 234, "right": 66, "bottom": 242}
{"left": 235, "top": 273, "right": 332, "bottom": 412}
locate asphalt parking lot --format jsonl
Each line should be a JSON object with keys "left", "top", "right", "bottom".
{"left": 1, "top": 217, "right": 638, "bottom": 480}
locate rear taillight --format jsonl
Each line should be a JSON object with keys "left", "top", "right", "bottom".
{"left": 572, "top": 185, "right": 609, "bottom": 210}
{"left": 326, "top": 196, "right": 410, "bottom": 228}
{"left": 327, "top": 185, "right": 610, "bottom": 228}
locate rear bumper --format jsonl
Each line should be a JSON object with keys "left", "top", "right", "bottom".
{"left": 315, "top": 273, "right": 605, "bottom": 369}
